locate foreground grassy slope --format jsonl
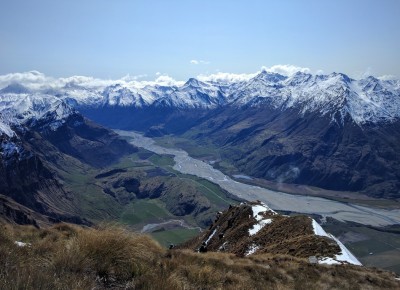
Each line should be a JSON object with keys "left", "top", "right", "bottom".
{"left": 1, "top": 222, "right": 399, "bottom": 290}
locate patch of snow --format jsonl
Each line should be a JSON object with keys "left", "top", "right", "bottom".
{"left": 330, "top": 235, "right": 362, "bottom": 266}
{"left": 312, "top": 219, "right": 330, "bottom": 237}
{"left": 312, "top": 220, "right": 362, "bottom": 266}
{"left": 245, "top": 243, "right": 260, "bottom": 256}
{"left": 14, "top": 241, "right": 30, "bottom": 247}
{"left": 318, "top": 257, "right": 341, "bottom": 265}
{"left": 248, "top": 202, "right": 276, "bottom": 236}
{"left": 252, "top": 202, "right": 277, "bottom": 220}
{"left": 205, "top": 228, "right": 217, "bottom": 245}
{"left": 249, "top": 219, "right": 272, "bottom": 236}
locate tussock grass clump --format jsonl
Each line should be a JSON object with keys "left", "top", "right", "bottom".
{"left": 0, "top": 222, "right": 162, "bottom": 289}
{"left": 71, "top": 225, "right": 161, "bottom": 281}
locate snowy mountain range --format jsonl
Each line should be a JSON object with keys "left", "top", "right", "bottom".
{"left": 1, "top": 70, "right": 399, "bottom": 198}
{"left": 1, "top": 70, "right": 399, "bottom": 139}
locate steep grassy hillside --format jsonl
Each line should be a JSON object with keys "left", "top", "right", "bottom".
{"left": 1, "top": 222, "right": 399, "bottom": 290}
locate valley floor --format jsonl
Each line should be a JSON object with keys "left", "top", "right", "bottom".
{"left": 116, "top": 130, "right": 400, "bottom": 274}
{"left": 118, "top": 130, "right": 400, "bottom": 227}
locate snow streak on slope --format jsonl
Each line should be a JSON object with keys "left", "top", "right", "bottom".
{"left": 312, "top": 219, "right": 362, "bottom": 266}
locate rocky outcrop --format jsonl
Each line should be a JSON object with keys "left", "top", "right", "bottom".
{"left": 179, "top": 201, "right": 361, "bottom": 266}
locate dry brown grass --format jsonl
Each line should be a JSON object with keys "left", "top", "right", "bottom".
{"left": 136, "top": 251, "right": 400, "bottom": 290}
{"left": 0, "top": 222, "right": 162, "bottom": 289}
{"left": 0, "top": 222, "right": 399, "bottom": 289}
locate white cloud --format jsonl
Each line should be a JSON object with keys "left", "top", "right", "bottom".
{"left": 197, "top": 72, "right": 257, "bottom": 83}
{"left": 120, "top": 74, "right": 147, "bottom": 82}
{"left": 0, "top": 71, "right": 50, "bottom": 90}
{"left": 190, "top": 59, "right": 210, "bottom": 65}
{"left": 378, "top": 74, "right": 397, "bottom": 81}
{"left": 1, "top": 65, "right": 392, "bottom": 93}
{"left": 58, "top": 75, "right": 117, "bottom": 89}
{"left": 126, "top": 74, "right": 184, "bottom": 88}
{"left": 144, "top": 75, "right": 184, "bottom": 87}
{"left": 261, "top": 64, "right": 311, "bottom": 76}
{"left": 0, "top": 71, "right": 176, "bottom": 91}
{"left": 0, "top": 71, "right": 123, "bottom": 91}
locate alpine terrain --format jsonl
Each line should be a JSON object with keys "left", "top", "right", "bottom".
{"left": 3, "top": 70, "right": 399, "bottom": 198}
{"left": 1, "top": 70, "right": 400, "bottom": 288}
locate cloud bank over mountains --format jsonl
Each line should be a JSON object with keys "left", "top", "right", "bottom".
{"left": 0, "top": 65, "right": 395, "bottom": 92}
{"left": 0, "top": 71, "right": 185, "bottom": 91}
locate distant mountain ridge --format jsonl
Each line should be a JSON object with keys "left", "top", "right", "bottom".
{"left": 1, "top": 71, "right": 399, "bottom": 126}
{"left": 1, "top": 70, "right": 400, "bottom": 198}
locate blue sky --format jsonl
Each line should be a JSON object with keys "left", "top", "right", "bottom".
{"left": 1, "top": 0, "right": 399, "bottom": 80}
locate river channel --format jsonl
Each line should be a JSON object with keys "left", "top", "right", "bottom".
{"left": 116, "top": 130, "right": 400, "bottom": 227}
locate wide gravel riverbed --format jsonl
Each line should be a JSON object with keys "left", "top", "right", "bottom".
{"left": 116, "top": 130, "right": 400, "bottom": 227}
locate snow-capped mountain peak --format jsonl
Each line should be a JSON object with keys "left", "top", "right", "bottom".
{"left": 0, "top": 71, "right": 399, "bottom": 125}
{"left": 329, "top": 72, "right": 352, "bottom": 83}
{"left": 0, "top": 91, "right": 76, "bottom": 137}
{"left": 250, "top": 70, "right": 287, "bottom": 84}
{"left": 183, "top": 77, "right": 203, "bottom": 87}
